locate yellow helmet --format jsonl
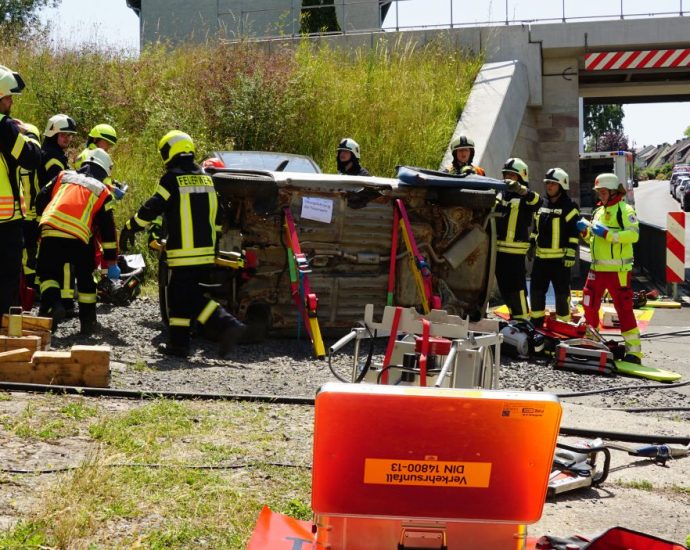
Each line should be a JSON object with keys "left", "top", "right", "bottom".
{"left": 502, "top": 158, "right": 529, "bottom": 184}
{"left": 158, "top": 130, "right": 195, "bottom": 165}
{"left": 88, "top": 123, "right": 118, "bottom": 145}
{"left": 594, "top": 173, "right": 620, "bottom": 191}
{"left": 0, "top": 65, "right": 25, "bottom": 98}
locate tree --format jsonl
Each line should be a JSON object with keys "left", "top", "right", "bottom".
{"left": 300, "top": 0, "right": 341, "bottom": 34}
{"left": 684, "top": 125, "right": 690, "bottom": 139}
{"left": 584, "top": 104, "right": 624, "bottom": 151}
{"left": 1, "top": 0, "right": 60, "bottom": 32}
{"left": 596, "top": 130, "right": 629, "bottom": 152}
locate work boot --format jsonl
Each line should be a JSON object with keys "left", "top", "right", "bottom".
{"left": 622, "top": 353, "right": 642, "bottom": 365}
{"left": 218, "top": 323, "right": 246, "bottom": 359}
{"left": 80, "top": 321, "right": 101, "bottom": 336}
{"left": 157, "top": 342, "right": 190, "bottom": 358}
{"left": 49, "top": 302, "right": 66, "bottom": 333}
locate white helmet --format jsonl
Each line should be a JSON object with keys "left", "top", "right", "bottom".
{"left": 502, "top": 157, "right": 529, "bottom": 184}
{"left": 44, "top": 114, "right": 77, "bottom": 138}
{"left": 337, "top": 138, "right": 361, "bottom": 160}
{"left": 594, "top": 173, "right": 620, "bottom": 191}
{"left": 84, "top": 148, "right": 113, "bottom": 178}
{"left": 0, "top": 65, "right": 25, "bottom": 98}
{"left": 544, "top": 167, "right": 569, "bottom": 190}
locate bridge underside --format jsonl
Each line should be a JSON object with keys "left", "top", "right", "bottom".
{"left": 581, "top": 67, "right": 690, "bottom": 104}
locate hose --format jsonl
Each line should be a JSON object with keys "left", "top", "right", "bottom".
{"left": 610, "top": 407, "right": 690, "bottom": 413}
{"left": 556, "top": 379, "right": 690, "bottom": 398}
{"left": 327, "top": 322, "right": 376, "bottom": 383}
{"left": 2, "top": 382, "right": 688, "bottom": 444}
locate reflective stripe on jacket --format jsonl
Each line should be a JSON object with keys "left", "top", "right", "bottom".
{"left": 0, "top": 114, "right": 39, "bottom": 222}
{"left": 532, "top": 193, "right": 580, "bottom": 259}
{"left": 589, "top": 199, "right": 639, "bottom": 272}
{"left": 127, "top": 165, "right": 220, "bottom": 267}
{"left": 496, "top": 189, "right": 540, "bottom": 254}
{"left": 40, "top": 171, "right": 110, "bottom": 243}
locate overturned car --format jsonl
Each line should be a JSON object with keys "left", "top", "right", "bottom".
{"left": 160, "top": 167, "right": 505, "bottom": 342}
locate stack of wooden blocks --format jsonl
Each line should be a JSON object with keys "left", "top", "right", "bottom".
{"left": 0, "top": 313, "right": 110, "bottom": 387}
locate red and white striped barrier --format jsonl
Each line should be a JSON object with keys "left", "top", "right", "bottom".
{"left": 666, "top": 212, "right": 685, "bottom": 284}
{"left": 584, "top": 49, "right": 690, "bottom": 71}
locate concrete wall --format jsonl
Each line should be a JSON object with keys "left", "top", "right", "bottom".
{"left": 138, "top": 0, "right": 383, "bottom": 44}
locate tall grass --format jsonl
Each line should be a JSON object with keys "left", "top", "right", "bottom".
{"left": 2, "top": 35, "right": 481, "bottom": 226}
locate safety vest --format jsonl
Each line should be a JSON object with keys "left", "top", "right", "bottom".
{"left": 40, "top": 171, "right": 110, "bottom": 243}
{"left": 0, "top": 114, "right": 27, "bottom": 222}
{"left": 589, "top": 199, "right": 639, "bottom": 272}
{"left": 532, "top": 193, "right": 580, "bottom": 259}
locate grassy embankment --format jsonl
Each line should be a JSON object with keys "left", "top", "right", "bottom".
{"left": 0, "top": 37, "right": 481, "bottom": 548}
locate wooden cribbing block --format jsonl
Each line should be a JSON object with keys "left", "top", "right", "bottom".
{"left": 0, "top": 345, "right": 110, "bottom": 387}
{"left": 0, "top": 348, "right": 33, "bottom": 362}
{"left": 1, "top": 313, "right": 52, "bottom": 331}
{"left": 0, "top": 335, "right": 41, "bottom": 353}
{"left": 21, "top": 329, "right": 51, "bottom": 350}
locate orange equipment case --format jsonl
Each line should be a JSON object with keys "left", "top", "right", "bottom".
{"left": 311, "top": 383, "right": 562, "bottom": 549}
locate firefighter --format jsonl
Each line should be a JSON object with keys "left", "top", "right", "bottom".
{"left": 529, "top": 168, "right": 580, "bottom": 328}
{"left": 36, "top": 148, "right": 119, "bottom": 334}
{"left": 495, "top": 157, "right": 541, "bottom": 320}
{"left": 336, "top": 138, "right": 370, "bottom": 176}
{"left": 0, "top": 66, "right": 42, "bottom": 315}
{"left": 39, "top": 114, "right": 78, "bottom": 313}
{"left": 577, "top": 173, "right": 642, "bottom": 364}
{"left": 19, "top": 123, "right": 42, "bottom": 293}
{"left": 441, "top": 135, "right": 486, "bottom": 176}
{"left": 118, "top": 130, "right": 245, "bottom": 358}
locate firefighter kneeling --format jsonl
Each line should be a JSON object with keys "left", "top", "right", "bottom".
{"left": 36, "top": 149, "right": 119, "bottom": 334}
{"left": 119, "top": 130, "right": 245, "bottom": 358}
{"left": 577, "top": 173, "right": 642, "bottom": 364}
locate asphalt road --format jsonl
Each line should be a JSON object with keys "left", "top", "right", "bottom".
{"left": 634, "top": 179, "right": 690, "bottom": 265}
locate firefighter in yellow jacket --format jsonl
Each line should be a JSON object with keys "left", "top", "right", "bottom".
{"left": 36, "top": 149, "right": 119, "bottom": 334}
{"left": 119, "top": 130, "right": 245, "bottom": 358}
{"left": 495, "top": 158, "right": 541, "bottom": 320}
{"left": 0, "top": 66, "right": 42, "bottom": 315}
{"left": 577, "top": 173, "right": 642, "bottom": 364}
{"left": 19, "top": 123, "right": 42, "bottom": 293}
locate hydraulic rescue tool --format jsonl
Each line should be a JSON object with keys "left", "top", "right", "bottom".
{"left": 283, "top": 207, "right": 325, "bottom": 359}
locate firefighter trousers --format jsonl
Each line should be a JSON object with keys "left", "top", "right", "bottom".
{"left": 496, "top": 251, "right": 530, "bottom": 320}
{"left": 583, "top": 270, "right": 642, "bottom": 360}
{"left": 37, "top": 236, "right": 97, "bottom": 329}
{"left": 0, "top": 220, "right": 23, "bottom": 316}
{"left": 22, "top": 219, "right": 39, "bottom": 289}
{"left": 167, "top": 265, "right": 243, "bottom": 351}
{"left": 530, "top": 257, "right": 571, "bottom": 327}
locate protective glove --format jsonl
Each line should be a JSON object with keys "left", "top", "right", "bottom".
{"left": 107, "top": 264, "right": 121, "bottom": 281}
{"left": 505, "top": 179, "right": 527, "bottom": 196}
{"left": 590, "top": 222, "right": 609, "bottom": 239}
{"left": 460, "top": 165, "right": 475, "bottom": 176}
{"left": 119, "top": 226, "right": 136, "bottom": 252}
{"left": 575, "top": 218, "right": 590, "bottom": 232}
{"left": 112, "top": 181, "right": 128, "bottom": 201}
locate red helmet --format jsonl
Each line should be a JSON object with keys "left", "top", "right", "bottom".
{"left": 202, "top": 157, "right": 225, "bottom": 169}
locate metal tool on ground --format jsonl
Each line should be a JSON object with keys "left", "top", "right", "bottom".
{"left": 548, "top": 439, "right": 611, "bottom": 497}
{"left": 328, "top": 304, "right": 502, "bottom": 389}
{"left": 552, "top": 339, "right": 615, "bottom": 376}
{"left": 283, "top": 207, "right": 325, "bottom": 359}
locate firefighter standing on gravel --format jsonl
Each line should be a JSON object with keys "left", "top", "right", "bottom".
{"left": 529, "top": 168, "right": 580, "bottom": 327}
{"left": 36, "top": 149, "right": 119, "bottom": 335}
{"left": 495, "top": 157, "right": 541, "bottom": 320}
{"left": 39, "top": 114, "right": 78, "bottom": 313}
{"left": 119, "top": 130, "right": 245, "bottom": 358}
{"left": 441, "top": 135, "right": 485, "bottom": 176}
{"left": 0, "top": 66, "right": 42, "bottom": 315}
{"left": 577, "top": 173, "right": 642, "bottom": 364}
{"left": 336, "top": 138, "right": 370, "bottom": 176}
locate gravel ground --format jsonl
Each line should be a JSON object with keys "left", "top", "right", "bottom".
{"left": 45, "top": 297, "right": 690, "bottom": 421}
{"left": 6, "top": 298, "right": 689, "bottom": 543}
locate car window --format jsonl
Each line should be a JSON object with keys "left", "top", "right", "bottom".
{"left": 215, "top": 151, "right": 321, "bottom": 173}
